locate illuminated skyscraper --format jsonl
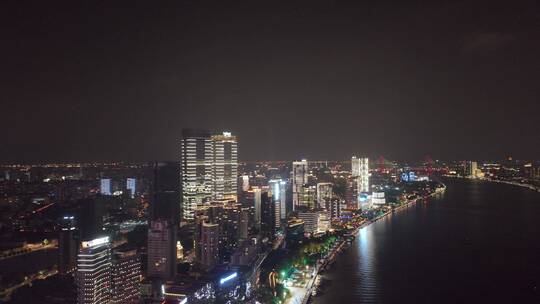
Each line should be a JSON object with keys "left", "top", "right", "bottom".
{"left": 269, "top": 179, "right": 287, "bottom": 220}
{"left": 100, "top": 178, "right": 112, "bottom": 196}
{"left": 211, "top": 132, "right": 238, "bottom": 201}
{"left": 147, "top": 220, "right": 176, "bottom": 280}
{"left": 111, "top": 248, "right": 140, "bottom": 304}
{"left": 181, "top": 129, "right": 213, "bottom": 220}
{"left": 292, "top": 160, "right": 308, "bottom": 210}
{"left": 76, "top": 236, "right": 111, "bottom": 304}
{"left": 466, "top": 161, "right": 478, "bottom": 177}
{"left": 351, "top": 156, "right": 369, "bottom": 192}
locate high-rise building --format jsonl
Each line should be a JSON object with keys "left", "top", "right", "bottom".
{"left": 269, "top": 179, "right": 287, "bottom": 220}
{"left": 58, "top": 215, "right": 77, "bottom": 275}
{"left": 351, "top": 156, "right": 369, "bottom": 193}
{"left": 316, "top": 182, "right": 333, "bottom": 209}
{"left": 76, "top": 236, "right": 111, "bottom": 304}
{"left": 181, "top": 129, "right": 213, "bottom": 220}
{"left": 292, "top": 160, "right": 309, "bottom": 210}
{"left": 466, "top": 161, "right": 478, "bottom": 177}
{"left": 111, "top": 248, "right": 140, "bottom": 304}
{"left": 260, "top": 190, "right": 277, "bottom": 238}
{"left": 79, "top": 198, "right": 104, "bottom": 241}
{"left": 212, "top": 132, "right": 238, "bottom": 201}
{"left": 240, "top": 175, "right": 250, "bottom": 192}
{"left": 252, "top": 187, "right": 262, "bottom": 229}
{"left": 151, "top": 162, "right": 181, "bottom": 224}
{"left": 239, "top": 208, "right": 249, "bottom": 240}
{"left": 147, "top": 220, "right": 176, "bottom": 280}
{"left": 100, "top": 179, "right": 112, "bottom": 196}
{"left": 199, "top": 222, "right": 219, "bottom": 270}
{"left": 126, "top": 178, "right": 136, "bottom": 198}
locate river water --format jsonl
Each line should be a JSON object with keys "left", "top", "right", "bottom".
{"left": 313, "top": 178, "right": 540, "bottom": 304}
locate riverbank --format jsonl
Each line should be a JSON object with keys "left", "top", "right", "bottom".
{"left": 445, "top": 175, "right": 540, "bottom": 192}
{"left": 300, "top": 185, "right": 446, "bottom": 303}
{"left": 311, "top": 178, "right": 540, "bottom": 304}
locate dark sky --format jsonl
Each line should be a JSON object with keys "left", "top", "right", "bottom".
{"left": 2, "top": 0, "right": 540, "bottom": 162}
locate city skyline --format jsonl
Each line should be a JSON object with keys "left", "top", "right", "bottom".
{"left": 2, "top": 1, "right": 540, "bottom": 163}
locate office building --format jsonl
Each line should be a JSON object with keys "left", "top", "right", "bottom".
{"left": 111, "top": 248, "right": 140, "bottom": 304}
{"left": 316, "top": 182, "right": 333, "bottom": 209}
{"left": 252, "top": 187, "right": 262, "bottom": 229}
{"left": 147, "top": 220, "right": 177, "bottom": 280}
{"left": 100, "top": 178, "right": 112, "bottom": 196}
{"left": 292, "top": 160, "right": 309, "bottom": 210}
{"left": 212, "top": 132, "right": 238, "bottom": 201}
{"left": 79, "top": 198, "right": 104, "bottom": 240}
{"left": 76, "top": 236, "right": 111, "bottom": 304}
{"left": 151, "top": 162, "right": 181, "bottom": 224}
{"left": 199, "top": 222, "right": 219, "bottom": 270}
{"left": 466, "top": 161, "right": 478, "bottom": 178}
{"left": 239, "top": 208, "right": 249, "bottom": 240}
{"left": 269, "top": 179, "right": 287, "bottom": 220}
{"left": 372, "top": 192, "right": 386, "bottom": 205}
{"left": 298, "top": 210, "right": 329, "bottom": 235}
{"left": 240, "top": 175, "right": 250, "bottom": 192}
{"left": 181, "top": 129, "right": 213, "bottom": 220}
{"left": 351, "top": 156, "right": 369, "bottom": 193}
{"left": 298, "top": 211, "right": 319, "bottom": 234}
{"left": 58, "top": 215, "right": 77, "bottom": 275}
{"left": 260, "top": 191, "right": 277, "bottom": 238}
{"left": 126, "top": 178, "right": 136, "bottom": 198}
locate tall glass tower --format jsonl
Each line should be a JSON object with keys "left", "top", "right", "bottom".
{"left": 181, "top": 129, "right": 213, "bottom": 220}
{"left": 211, "top": 132, "right": 238, "bottom": 201}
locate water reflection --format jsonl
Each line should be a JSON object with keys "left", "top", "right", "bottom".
{"left": 314, "top": 179, "right": 540, "bottom": 304}
{"left": 357, "top": 226, "right": 378, "bottom": 302}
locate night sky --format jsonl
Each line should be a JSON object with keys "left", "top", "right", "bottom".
{"left": 2, "top": 1, "right": 540, "bottom": 162}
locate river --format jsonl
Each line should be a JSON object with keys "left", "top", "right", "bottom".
{"left": 313, "top": 178, "right": 540, "bottom": 303}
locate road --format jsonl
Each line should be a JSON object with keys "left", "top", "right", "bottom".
{"left": 0, "top": 241, "right": 57, "bottom": 261}
{"left": 0, "top": 269, "right": 58, "bottom": 302}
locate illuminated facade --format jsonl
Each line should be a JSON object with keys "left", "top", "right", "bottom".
{"left": 240, "top": 175, "right": 250, "bottom": 191}
{"left": 100, "top": 178, "right": 111, "bottom": 196}
{"left": 76, "top": 236, "right": 111, "bottom": 304}
{"left": 269, "top": 179, "right": 287, "bottom": 220}
{"left": 181, "top": 130, "right": 239, "bottom": 220}
{"left": 316, "top": 182, "right": 333, "bottom": 209}
{"left": 351, "top": 156, "right": 369, "bottom": 195}
{"left": 126, "top": 178, "right": 136, "bottom": 198}
{"left": 212, "top": 132, "right": 238, "bottom": 201}
{"left": 292, "top": 160, "right": 308, "bottom": 210}
{"left": 181, "top": 129, "right": 213, "bottom": 220}
{"left": 111, "top": 249, "right": 140, "bottom": 304}
{"left": 371, "top": 192, "right": 386, "bottom": 205}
